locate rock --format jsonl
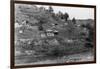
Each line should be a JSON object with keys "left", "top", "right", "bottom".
{"left": 19, "top": 30, "right": 23, "bottom": 33}
{"left": 40, "top": 33, "right": 46, "bottom": 38}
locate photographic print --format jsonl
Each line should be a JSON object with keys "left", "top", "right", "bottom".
{"left": 11, "top": 1, "right": 96, "bottom": 68}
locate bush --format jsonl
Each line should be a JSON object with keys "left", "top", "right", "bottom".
{"left": 45, "top": 45, "right": 66, "bottom": 57}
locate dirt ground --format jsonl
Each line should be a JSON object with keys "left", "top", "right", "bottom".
{"left": 15, "top": 50, "right": 94, "bottom": 66}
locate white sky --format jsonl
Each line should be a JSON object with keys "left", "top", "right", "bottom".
{"left": 36, "top": 5, "right": 94, "bottom": 19}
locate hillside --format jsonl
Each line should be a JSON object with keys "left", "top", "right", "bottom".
{"left": 15, "top": 4, "right": 94, "bottom": 65}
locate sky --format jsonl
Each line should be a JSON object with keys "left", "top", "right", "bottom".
{"left": 36, "top": 5, "right": 94, "bottom": 19}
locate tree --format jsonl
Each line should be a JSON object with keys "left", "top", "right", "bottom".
{"left": 82, "top": 23, "right": 94, "bottom": 48}
{"left": 72, "top": 17, "right": 76, "bottom": 24}
{"left": 58, "top": 11, "right": 64, "bottom": 19}
{"left": 48, "top": 6, "right": 53, "bottom": 13}
{"left": 64, "top": 12, "right": 69, "bottom": 21}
